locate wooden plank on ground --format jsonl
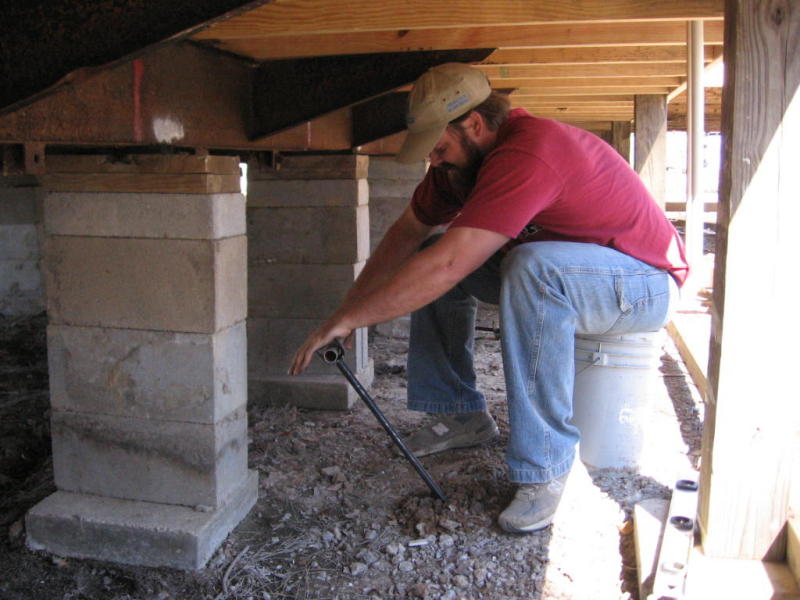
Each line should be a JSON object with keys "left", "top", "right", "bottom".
{"left": 788, "top": 519, "right": 800, "bottom": 588}
{"left": 666, "top": 316, "right": 709, "bottom": 402}
{"left": 634, "top": 498, "right": 669, "bottom": 600}
{"left": 685, "top": 549, "right": 800, "bottom": 599}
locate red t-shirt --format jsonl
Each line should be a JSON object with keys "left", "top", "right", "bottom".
{"left": 411, "top": 109, "right": 689, "bottom": 285}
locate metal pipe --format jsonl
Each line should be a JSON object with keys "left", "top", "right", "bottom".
{"left": 317, "top": 340, "right": 448, "bottom": 501}
{"left": 685, "top": 20, "right": 706, "bottom": 279}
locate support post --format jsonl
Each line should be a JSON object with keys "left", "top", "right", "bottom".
{"left": 0, "top": 175, "right": 43, "bottom": 316}
{"left": 246, "top": 154, "right": 373, "bottom": 410}
{"left": 367, "top": 157, "right": 427, "bottom": 338}
{"left": 25, "top": 154, "right": 257, "bottom": 569}
{"left": 685, "top": 20, "right": 707, "bottom": 281}
{"left": 699, "top": 0, "right": 800, "bottom": 560}
{"left": 634, "top": 95, "right": 668, "bottom": 210}
{"left": 610, "top": 121, "right": 632, "bottom": 164}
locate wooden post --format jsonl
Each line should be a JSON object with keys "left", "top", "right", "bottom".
{"left": 610, "top": 121, "right": 632, "bottom": 164}
{"left": 699, "top": 0, "right": 800, "bottom": 560}
{"left": 634, "top": 95, "right": 667, "bottom": 210}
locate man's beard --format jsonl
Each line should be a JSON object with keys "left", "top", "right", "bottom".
{"left": 438, "top": 126, "right": 485, "bottom": 198}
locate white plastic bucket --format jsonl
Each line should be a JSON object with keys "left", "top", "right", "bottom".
{"left": 572, "top": 330, "right": 664, "bottom": 469}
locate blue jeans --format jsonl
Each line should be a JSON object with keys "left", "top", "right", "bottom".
{"left": 407, "top": 241, "right": 678, "bottom": 483}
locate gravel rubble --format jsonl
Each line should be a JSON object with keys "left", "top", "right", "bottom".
{"left": 0, "top": 309, "right": 704, "bottom": 599}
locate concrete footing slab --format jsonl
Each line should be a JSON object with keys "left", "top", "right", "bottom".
{"left": 250, "top": 361, "right": 374, "bottom": 411}
{"left": 26, "top": 469, "right": 258, "bottom": 570}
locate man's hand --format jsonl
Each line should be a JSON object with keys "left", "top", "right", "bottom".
{"left": 289, "top": 318, "right": 353, "bottom": 375}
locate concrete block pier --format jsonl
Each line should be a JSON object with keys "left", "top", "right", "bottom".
{"left": 0, "top": 175, "right": 44, "bottom": 316}
{"left": 25, "top": 154, "right": 257, "bottom": 570}
{"left": 246, "top": 154, "right": 373, "bottom": 410}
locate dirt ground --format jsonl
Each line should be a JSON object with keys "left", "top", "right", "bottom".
{"left": 0, "top": 306, "right": 704, "bottom": 600}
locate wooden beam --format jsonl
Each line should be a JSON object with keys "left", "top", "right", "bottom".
{"left": 484, "top": 45, "right": 723, "bottom": 66}
{"left": 202, "top": 20, "right": 725, "bottom": 61}
{"left": 478, "top": 63, "right": 689, "bottom": 79}
{"left": 610, "top": 121, "right": 632, "bottom": 162}
{"left": 250, "top": 49, "right": 493, "bottom": 139}
{"left": 0, "top": 43, "right": 350, "bottom": 151}
{"left": 522, "top": 113, "right": 635, "bottom": 121}
{"left": 511, "top": 86, "right": 674, "bottom": 96}
{"left": 487, "top": 76, "right": 683, "bottom": 89}
{"left": 521, "top": 102, "right": 634, "bottom": 110}
{"left": 193, "top": 0, "right": 724, "bottom": 39}
{"left": 1, "top": 0, "right": 270, "bottom": 114}
{"left": 699, "top": 0, "right": 800, "bottom": 561}
{"left": 351, "top": 93, "right": 408, "bottom": 147}
{"left": 511, "top": 94, "right": 635, "bottom": 103}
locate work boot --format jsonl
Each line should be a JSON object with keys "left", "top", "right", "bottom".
{"left": 404, "top": 411, "right": 499, "bottom": 457}
{"left": 498, "top": 472, "right": 569, "bottom": 533}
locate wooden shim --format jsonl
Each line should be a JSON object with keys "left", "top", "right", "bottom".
{"left": 247, "top": 154, "right": 369, "bottom": 181}
{"left": 46, "top": 154, "right": 241, "bottom": 175}
{"left": 42, "top": 173, "right": 241, "bottom": 194}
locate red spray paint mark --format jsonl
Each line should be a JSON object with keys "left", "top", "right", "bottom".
{"left": 132, "top": 59, "right": 144, "bottom": 142}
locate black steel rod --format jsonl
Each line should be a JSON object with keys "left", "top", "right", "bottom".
{"left": 317, "top": 341, "right": 447, "bottom": 501}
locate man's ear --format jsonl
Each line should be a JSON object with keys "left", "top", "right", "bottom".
{"left": 465, "top": 111, "right": 483, "bottom": 136}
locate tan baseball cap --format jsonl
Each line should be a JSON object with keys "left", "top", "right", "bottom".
{"left": 395, "top": 63, "right": 491, "bottom": 164}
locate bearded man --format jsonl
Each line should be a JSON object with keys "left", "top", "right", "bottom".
{"left": 290, "top": 63, "right": 687, "bottom": 533}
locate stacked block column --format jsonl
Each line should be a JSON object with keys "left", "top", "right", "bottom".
{"left": 0, "top": 175, "right": 44, "bottom": 316}
{"left": 247, "top": 154, "right": 372, "bottom": 410}
{"left": 25, "top": 154, "right": 257, "bottom": 570}
{"left": 367, "top": 157, "right": 427, "bottom": 338}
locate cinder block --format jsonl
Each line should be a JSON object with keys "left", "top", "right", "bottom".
{"left": 0, "top": 224, "right": 40, "bottom": 260}
{"left": 48, "top": 322, "right": 246, "bottom": 424}
{"left": 248, "top": 154, "right": 368, "bottom": 181}
{"left": 249, "top": 263, "right": 363, "bottom": 319}
{"left": 44, "top": 192, "right": 246, "bottom": 239}
{"left": 248, "top": 204, "right": 368, "bottom": 264}
{"left": 0, "top": 185, "right": 41, "bottom": 224}
{"left": 26, "top": 470, "right": 258, "bottom": 570}
{"left": 369, "top": 196, "right": 409, "bottom": 254}
{"left": 247, "top": 179, "right": 367, "bottom": 208}
{"left": 369, "top": 179, "right": 422, "bottom": 199}
{"left": 248, "top": 316, "right": 368, "bottom": 377}
{"left": 0, "top": 260, "right": 44, "bottom": 316}
{"left": 44, "top": 235, "right": 246, "bottom": 333}
{"left": 51, "top": 408, "right": 248, "bottom": 508}
{"left": 249, "top": 364, "right": 374, "bottom": 411}
{"left": 367, "top": 157, "right": 426, "bottom": 180}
